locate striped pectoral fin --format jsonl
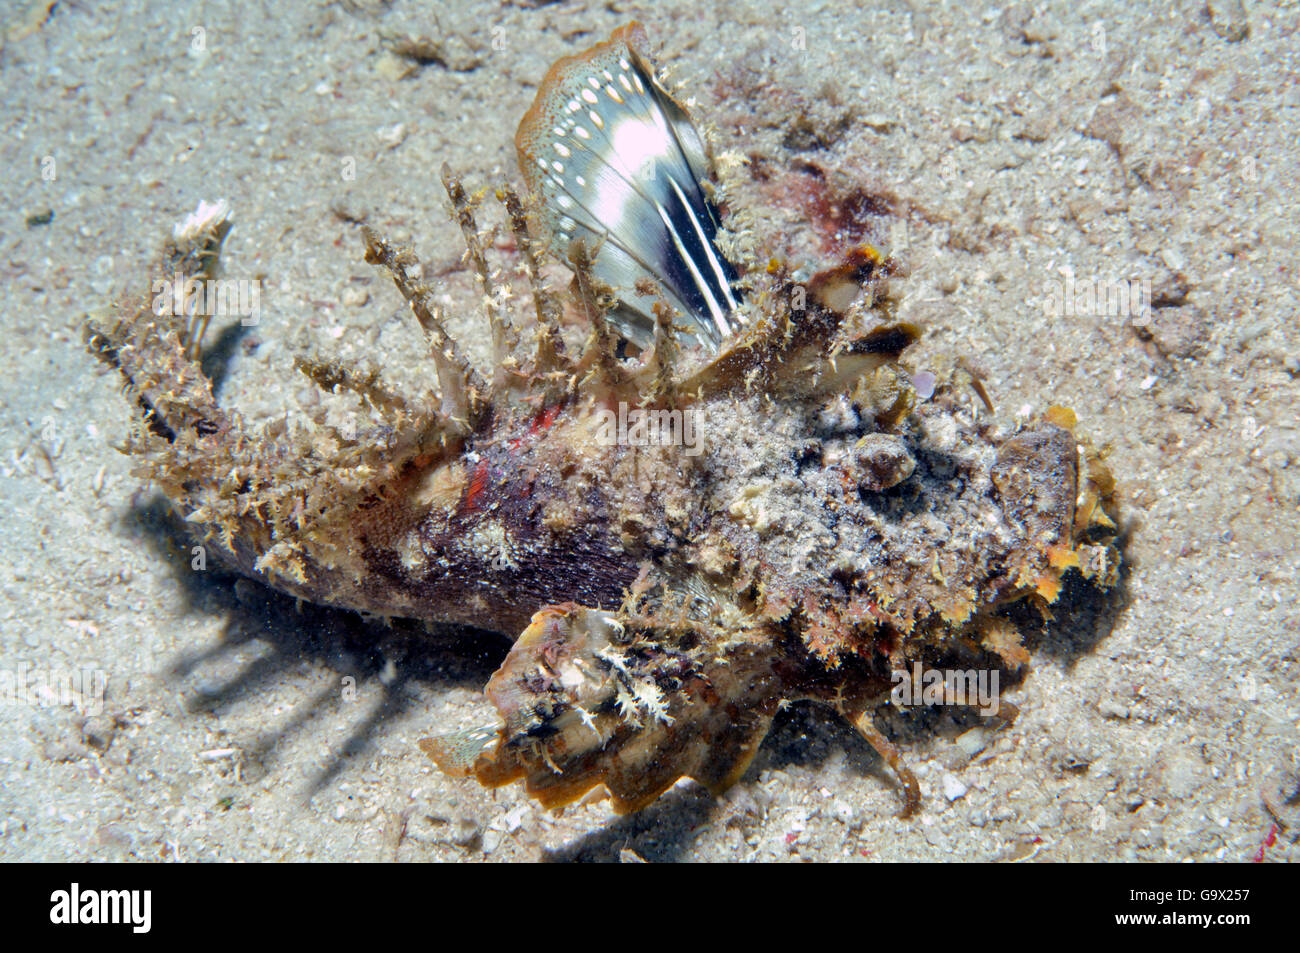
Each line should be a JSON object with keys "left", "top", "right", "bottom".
{"left": 420, "top": 603, "right": 784, "bottom": 813}
{"left": 516, "top": 22, "right": 744, "bottom": 351}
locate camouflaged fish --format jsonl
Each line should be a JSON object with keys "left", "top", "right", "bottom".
{"left": 86, "top": 23, "right": 1120, "bottom": 815}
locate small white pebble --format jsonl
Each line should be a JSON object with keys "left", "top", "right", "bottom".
{"left": 911, "top": 370, "right": 937, "bottom": 400}
{"left": 942, "top": 774, "right": 968, "bottom": 801}
{"left": 954, "top": 726, "right": 989, "bottom": 757}
{"left": 377, "top": 123, "right": 407, "bottom": 148}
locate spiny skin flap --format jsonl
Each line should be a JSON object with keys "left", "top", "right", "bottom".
{"left": 516, "top": 22, "right": 743, "bottom": 351}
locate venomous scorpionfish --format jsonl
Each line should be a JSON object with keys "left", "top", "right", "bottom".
{"left": 87, "top": 23, "right": 1121, "bottom": 816}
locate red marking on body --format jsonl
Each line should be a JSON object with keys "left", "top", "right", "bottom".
{"left": 531, "top": 403, "right": 561, "bottom": 436}
{"left": 508, "top": 404, "right": 563, "bottom": 453}
{"left": 461, "top": 461, "right": 490, "bottom": 514}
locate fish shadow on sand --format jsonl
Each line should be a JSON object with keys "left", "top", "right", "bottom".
{"left": 125, "top": 496, "right": 508, "bottom": 800}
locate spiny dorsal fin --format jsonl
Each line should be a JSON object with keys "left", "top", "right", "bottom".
{"left": 441, "top": 165, "right": 519, "bottom": 389}
{"left": 568, "top": 238, "right": 627, "bottom": 393}
{"left": 362, "top": 227, "right": 487, "bottom": 430}
{"left": 500, "top": 185, "right": 568, "bottom": 379}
